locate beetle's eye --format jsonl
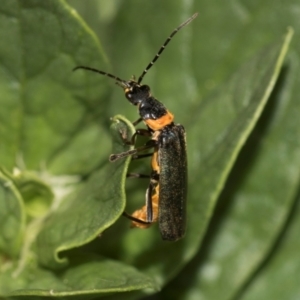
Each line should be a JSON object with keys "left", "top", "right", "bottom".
{"left": 141, "top": 85, "right": 150, "bottom": 93}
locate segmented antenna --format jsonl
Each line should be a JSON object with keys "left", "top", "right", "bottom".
{"left": 137, "top": 12, "right": 198, "bottom": 84}
{"left": 73, "top": 66, "right": 128, "bottom": 87}
{"left": 73, "top": 13, "right": 198, "bottom": 86}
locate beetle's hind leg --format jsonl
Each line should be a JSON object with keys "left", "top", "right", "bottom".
{"left": 123, "top": 181, "right": 159, "bottom": 229}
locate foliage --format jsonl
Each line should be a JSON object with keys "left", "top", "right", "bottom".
{"left": 0, "top": 0, "right": 299, "bottom": 299}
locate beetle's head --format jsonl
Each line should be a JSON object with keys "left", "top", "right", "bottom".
{"left": 122, "top": 80, "right": 151, "bottom": 106}
{"left": 73, "top": 67, "right": 151, "bottom": 106}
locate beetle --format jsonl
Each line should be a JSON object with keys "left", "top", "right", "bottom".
{"left": 74, "top": 13, "right": 198, "bottom": 241}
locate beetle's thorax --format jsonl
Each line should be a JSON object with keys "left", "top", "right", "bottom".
{"left": 124, "top": 80, "right": 174, "bottom": 131}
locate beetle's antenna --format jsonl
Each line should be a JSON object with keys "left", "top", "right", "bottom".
{"left": 73, "top": 66, "right": 128, "bottom": 87}
{"left": 137, "top": 12, "right": 198, "bottom": 84}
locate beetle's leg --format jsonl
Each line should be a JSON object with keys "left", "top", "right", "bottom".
{"left": 123, "top": 176, "right": 159, "bottom": 228}
{"left": 126, "top": 173, "right": 150, "bottom": 179}
{"left": 132, "top": 117, "right": 143, "bottom": 126}
{"left": 128, "top": 183, "right": 159, "bottom": 228}
{"left": 132, "top": 152, "right": 153, "bottom": 160}
{"left": 122, "top": 211, "right": 150, "bottom": 225}
{"left": 120, "top": 129, "right": 151, "bottom": 145}
{"left": 109, "top": 139, "right": 156, "bottom": 162}
{"left": 145, "top": 181, "right": 154, "bottom": 222}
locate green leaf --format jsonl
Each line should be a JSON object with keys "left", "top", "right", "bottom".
{"left": 9, "top": 169, "right": 54, "bottom": 218}
{"left": 0, "top": 170, "right": 25, "bottom": 258}
{"left": 0, "top": 0, "right": 110, "bottom": 175}
{"left": 241, "top": 196, "right": 300, "bottom": 300}
{"left": 0, "top": 0, "right": 298, "bottom": 298}
{"left": 0, "top": 254, "right": 157, "bottom": 297}
{"left": 36, "top": 115, "right": 134, "bottom": 269}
